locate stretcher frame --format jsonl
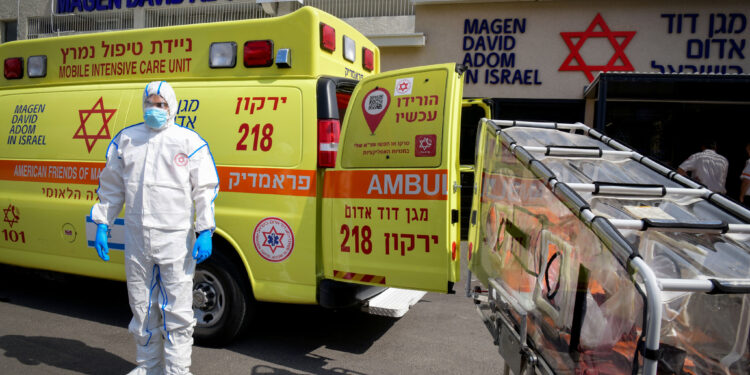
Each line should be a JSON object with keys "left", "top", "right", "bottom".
{"left": 467, "top": 118, "right": 750, "bottom": 375}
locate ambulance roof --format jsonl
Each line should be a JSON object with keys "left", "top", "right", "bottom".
{"left": 0, "top": 6, "right": 379, "bottom": 89}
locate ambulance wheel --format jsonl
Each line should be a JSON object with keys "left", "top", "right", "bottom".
{"left": 193, "top": 249, "right": 253, "bottom": 347}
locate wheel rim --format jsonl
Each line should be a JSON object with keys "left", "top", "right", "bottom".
{"left": 193, "top": 268, "right": 226, "bottom": 328}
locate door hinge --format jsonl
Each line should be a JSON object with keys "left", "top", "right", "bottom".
{"left": 451, "top": 209, "right": 459, "bottom": 224}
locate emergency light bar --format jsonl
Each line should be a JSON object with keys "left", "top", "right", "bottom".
{"left": 4, "top": 57, "right": 22, "bottom": 79}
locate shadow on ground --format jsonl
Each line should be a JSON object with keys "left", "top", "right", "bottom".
{"left": 0, "top": 335, "right": 134, "bottom": 374}
{"left": 0, "top": 264, "right": 131, "bottom": 328}
{"left": 0, "top": 264, "right": 403, "bottom": 375}
{"left": 221, "top": 300, "right": 397, "bottom": 375}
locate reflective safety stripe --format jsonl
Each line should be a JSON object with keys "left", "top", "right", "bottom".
{"left": 319, "top": 142, "right": 339, "bottom": 152}
{"left": 333, "top": 269, "right": 386, "bottom": 284}
{"left": 0, "top": 159, "right": 103, "bottom": 185}
{"left": 0, "top": 159, "right": 313, "bottom": 198}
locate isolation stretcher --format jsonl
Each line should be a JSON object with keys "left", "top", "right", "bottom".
{"left": 467, "top": 119, "right": 750, "bottom": 375}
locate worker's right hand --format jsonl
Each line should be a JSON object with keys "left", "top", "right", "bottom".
{"left": 95, "top": 224, "right": 110, "bottom": 261}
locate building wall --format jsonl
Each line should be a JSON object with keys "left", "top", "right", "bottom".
{"left": 2, "top": 0, "right": 748, "bottom": 101}
{"left": 0, "top": 0, "right": 50, "bottom": 41}
{"left": 381, "top": 0, "right": 750, "bottom": 99}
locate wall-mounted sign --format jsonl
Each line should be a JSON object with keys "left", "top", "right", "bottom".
{"left": 56, "top": 0, "right": 225, "bottom": 14}
{"left": 404, "top": 1, "right": 749, "bottom": 99}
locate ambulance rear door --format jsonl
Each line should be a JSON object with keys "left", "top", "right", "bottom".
{"left": 322, "top": 63, "right": 463, "bottom": 293}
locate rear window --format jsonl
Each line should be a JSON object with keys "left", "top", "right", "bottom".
{"left": 336, "top": 92, "right": 351, "bottom": 120}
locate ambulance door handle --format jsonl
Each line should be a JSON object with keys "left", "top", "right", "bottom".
{"left": 453, "top": 181, "right": 462, "bottom": 193}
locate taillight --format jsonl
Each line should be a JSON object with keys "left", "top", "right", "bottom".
{"left": 4, "top": 57, "right": 23, "bottom": 79}
{"left": 452, "top": 241, "right": 457, "bottom": 261}
{"left": 318, "top": 119, "right": 340, "bottom": 168}
{"left": 243, "top": 40, "right": 273, "bottom": 67}
{"left": 320, "top": 23, "right": 335, "bottom": 52}
{"left": 468, "top": 242, "right": 473, "bottom": 261}
{"left": 362, "top": 47, "right": 374, "bottom": 71}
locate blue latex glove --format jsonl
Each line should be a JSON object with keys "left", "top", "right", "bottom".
{"left": 95, "top": 224, "right": 110, "bottom": 261}
{"left": 193, "top": 230, "right": 212, "bottom": 264}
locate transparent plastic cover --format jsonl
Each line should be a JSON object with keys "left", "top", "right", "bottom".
{"left": 471, "top": 123, "right": 750, "bottom": 374}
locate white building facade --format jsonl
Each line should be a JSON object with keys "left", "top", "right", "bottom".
{"left": 1, "top": 0, "right": 749, "bottom": 197}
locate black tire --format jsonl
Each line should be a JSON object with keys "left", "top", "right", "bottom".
{"left": 192, "top": 249, "right": 254, "bottom": 347}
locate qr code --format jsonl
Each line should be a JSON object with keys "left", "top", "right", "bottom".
{"left": 368, "top": 94, "right": 384, "bottom": 111}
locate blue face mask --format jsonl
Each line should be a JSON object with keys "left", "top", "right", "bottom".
{"left": 144, "top": 108, "right": 169, "bottom": 129}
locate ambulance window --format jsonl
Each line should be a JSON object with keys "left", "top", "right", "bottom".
{"left": 336, "top": 92, "right": 351, "bottom": 120}
{"left": 336, "top": 80, "right": 355, "bottom": 121}
{"left": 317, "top": 77, "right": 356, "bottom": 121}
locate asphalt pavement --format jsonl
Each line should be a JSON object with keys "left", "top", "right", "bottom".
{"left": 0, "top": 244, "right": 505, "bottom": 375}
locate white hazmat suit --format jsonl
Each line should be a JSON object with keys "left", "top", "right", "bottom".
{"left": 91, "top": 81, "right": 219, "bottom": 375}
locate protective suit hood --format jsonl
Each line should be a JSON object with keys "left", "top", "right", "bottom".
{"left": 142, "top": 81, "right": 178, "bottom": 130}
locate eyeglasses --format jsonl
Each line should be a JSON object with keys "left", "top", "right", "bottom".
{"left": 145, "top": 101, "right": 168, "bottom": 109}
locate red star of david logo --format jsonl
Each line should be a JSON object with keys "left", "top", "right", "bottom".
{"left": 398, "top": 81, "right": 410, "bottom": 92}
{"left": 3, "top": 204, "right": 19, "bottom": 228}
{"left": 559, "top": 13, "right": 636, "bottom": 82}
{"left": 73, "top": 97, "right": 116, "bottom": 153}
{"left": 262, "top": 226, "right": 285, "bottom": 254}
{"left": 418, "top": 136, "right": 433, "bottom": 151}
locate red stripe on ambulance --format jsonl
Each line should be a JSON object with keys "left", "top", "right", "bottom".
{"left": 324, "top": 169, "right": 447, "bottom": 200}
{"left": 0, "top": 160, "right": 104, "bottom": 185}
{"left": 333, "top": 270, "right": 386, "bottom": 284}
{"left": 0, "top": 160, "right": 317, "bottom": 198}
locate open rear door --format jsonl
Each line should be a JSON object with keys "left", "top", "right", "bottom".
{"left": 322, "top": 63, "right": 463, "bottom": 293}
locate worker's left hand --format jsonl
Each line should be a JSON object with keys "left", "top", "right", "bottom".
{"left": 193, "top": 230, "right": 212, "bottom": 264}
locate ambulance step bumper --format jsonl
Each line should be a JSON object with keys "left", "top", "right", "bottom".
{"left": 363, "top": 288, "right": 427, "bottom": 318}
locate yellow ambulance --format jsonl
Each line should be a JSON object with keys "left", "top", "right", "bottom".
{"left": 0, "top": 6, "right": 463, "bottom": 345}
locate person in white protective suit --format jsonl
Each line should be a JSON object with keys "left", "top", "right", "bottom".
{"left": 90, "top": 81, "right": 219, "bottom": 375}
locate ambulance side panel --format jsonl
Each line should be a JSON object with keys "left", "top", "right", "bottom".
{"left": 189, "top": 80, "right": 319, "bottom": 304}
{"left": 0, "top": 85, "right": 138, "bottom": 280}
{"left": 0, "top": 80, "right": 322, "bottom": 305}
{"left": 322, "top": 63, "right": 463, "bottom": 293}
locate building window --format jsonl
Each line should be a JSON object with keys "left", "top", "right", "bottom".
{"left": 3, "top": 20, "right": 17, "bottom": 42}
